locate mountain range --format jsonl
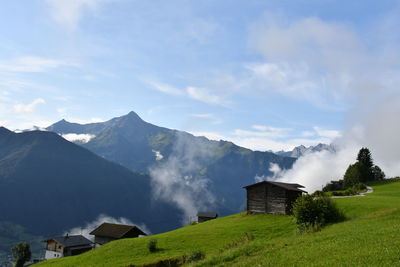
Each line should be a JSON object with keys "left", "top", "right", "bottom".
{"left": 46, "top": 111, "right": 296, "bottom": 213}
{"left": 0, "top": 111, "right": 298, "bottom": 258}
{"left": 0, "top": 127, "right": 181, "bottom": 236}
{"left": 275, "top": 143, "right": 335, "bottom": 158}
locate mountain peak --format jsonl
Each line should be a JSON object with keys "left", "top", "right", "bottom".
{"left": 126, "top": 111, "right": 142, "bottom": 119}
{"left": 0, "top": 126, "right": 14, "bottom": 135}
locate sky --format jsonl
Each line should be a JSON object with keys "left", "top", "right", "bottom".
{"left": 1, "top": 0, "right": 400, "bottom": 152}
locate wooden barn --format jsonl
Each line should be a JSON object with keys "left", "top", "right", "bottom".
{"left": 89, "top": 223, "right": 147, "bottom": 245}
{"left": 243, "top": 181, "right": 307, "bottom": 215}
{"left": 196, "top": 212, "right": 218, "bottom": 223}
{"left": 43, "top": 234, "right": 93, "bottom": 260}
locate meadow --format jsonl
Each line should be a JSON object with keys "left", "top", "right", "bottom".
{"left": 37, "top": 179, "right": 400, "bottom": 266}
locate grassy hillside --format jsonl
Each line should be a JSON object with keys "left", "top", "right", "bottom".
{"left": 36, "top": 179, "right": 400, "bottom": 267}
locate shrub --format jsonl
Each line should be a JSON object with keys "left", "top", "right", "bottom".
{"left": 185, "top": 250, "right": 205, "bottom": 263}
{"left": 311, "top": 190, "right": 326, "bottom": 197}
{"left": 292, "top": 195, "right": 345, "bottom": 232}
{"left": 353, "top": 183, "right": 367, "bottom": 191}
{"left": 147, "top": 239, "right": 157, "bottom": 253}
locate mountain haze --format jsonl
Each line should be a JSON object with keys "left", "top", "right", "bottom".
{"left": 0, "top": 128, "right": 181, "bottom": 237}
{"left": 47, "top": 112, "right": 296, "bottom": 212}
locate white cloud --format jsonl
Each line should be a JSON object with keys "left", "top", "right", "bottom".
{"left": 233, "top": 137, "right": 295, "bottom": 152}
{"left": 233, "top": 129, "right": 287, "bottom": 138}
{"left": 313, "top": 126, "right": 341, "bottom": 139}
{"left": 45, "top": 0, "right": 102, "bottom": 31}
{"left": 147, "top": 80, "right": 184, "bottom": 96}
{"left": 61, "top": 133, "right": 96, "bottom": 143}
{"left": 250, "top": 16, "right": 363, "bottom": 73}
{"left": 189, "top": 113, "right": 223, "bottom": 125}
{"left": 14, "top": 98, "right": 46, "bottom": 113}
{"left": 0, "top": 56, "right": 75, "bottom": 73}
{"left": 186, "top": 86, "right": 230, "bottom": 106}
{"left": 152, "top": 150, "right": 164, "bottom": 161}
{"left": 190, "top": 113, "right": 213, "bottom": 119}
{"left": 189, "top": 131, "right": 228, "bottom": 141}
{"left": 0, "top": 120, "right": 11, "bottom": 128}
{"left": 149, "top": 132, "right": 216, "bottom": 223}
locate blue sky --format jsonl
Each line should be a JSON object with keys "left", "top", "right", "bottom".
{"left": 1, "top": 0, "right": 399, "bottom": 151}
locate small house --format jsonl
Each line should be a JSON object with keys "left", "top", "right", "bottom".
{"left": 43, "top": 234, "right": 93, "bottom": 260}
{"left": 244, "top": 181, "right": 307, "bottom": 215}
{"left": 197, "top": 212, "right": 218, "bottom": 223}
{"left": 89, "top": 223, "right": 147, "bottom": 245}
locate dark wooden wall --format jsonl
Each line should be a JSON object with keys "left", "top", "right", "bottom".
{"left": 246, "top": 183, "right": 302, "bottom": 215}
{"left": 266, "top": 184, "right": 287, "bottom": 214}
{"left": 246, "top": 184, "right": 267, "bottom": 213}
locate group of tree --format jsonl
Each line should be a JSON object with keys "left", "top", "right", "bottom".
{"left": 322, "top": 147, "right": 385, "bottom": 192}
{"left": 343, "top": 147, "right": 385, "bottom": 188}
{"left": 12, "top": 242, "right": 31, "bottom": 267}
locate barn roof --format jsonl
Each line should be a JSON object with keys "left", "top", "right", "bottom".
{"left": 243, "top": 181, "right": 307, "bottom": 193}
{"left": 43, "top": 235, "right": 92, "bottom": 248}
{"left": 89, "top": 223, "right": 147, "bottom": 238}
{"left": 197, "top": 212, "right": 218, "bottom": 218}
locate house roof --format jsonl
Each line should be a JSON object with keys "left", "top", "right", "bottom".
{"left": 243, "top": 181, "right": 307, "bottom": 193}
{"left": 43, "top": 235, "right": 92, "bottom": 248}
{"left": 197, "top": 212, "right": 218, "bottom": 218}
{"left": 89, "top": 223, "right": 147, "bottom": 238}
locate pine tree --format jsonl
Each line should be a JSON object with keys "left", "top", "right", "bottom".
{"left": 357, "top": 147, "right": 373, "bottom": 169}
{"left": 12, "top": 242, "right": 31, "bottom": 267}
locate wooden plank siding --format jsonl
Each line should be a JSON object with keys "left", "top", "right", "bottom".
{"left": 247, "top": 184, "right": 267, "bottom": 213}
{"left": 245, "top": 181, "right": 305, "bottom": 215}
{"left": 266, "top": 184, "right": 287, "bottom": 214}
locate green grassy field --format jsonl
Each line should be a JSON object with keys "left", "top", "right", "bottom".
{"left": 36, "top": 179, "right": 400, "bottom": 267}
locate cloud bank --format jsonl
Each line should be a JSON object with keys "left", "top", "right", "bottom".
{"left": 250, "top": 14, "right": 400, "bottom": 192}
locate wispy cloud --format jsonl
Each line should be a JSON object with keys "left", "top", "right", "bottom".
{"left": 45, "top": 0, "right": 102, "bottom": 32}
{"left": 186, "top": 86, "right": 230, "bottom": 106}
{"left": 189, "top": 113, "right": 223, "bottom": 125}
{"left": 14, "top": 98, "right": 46, "bottom": 113}
{"left": 190, "top": 123, "right": 340, "bottom": 152}
{"left": 147, "top": 80, "right": 184, "bottom": 96}
{"left": 0, "top": 56, "right": 76, "bottom": 73}
{"left": 313, "top": 126, "right": 341, "bottom": 139}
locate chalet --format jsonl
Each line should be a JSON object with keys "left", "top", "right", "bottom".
{"left": 244, "top": 181, "right": 307, "bottom": 215}
{"left": 89, "top": 223, "right": 147, "bottom": 245}
{"left": 43, "top": 234, "right": 93, "bottom": 260}
{"left": 196, "top": 212, "right": 218, "bottom": 223}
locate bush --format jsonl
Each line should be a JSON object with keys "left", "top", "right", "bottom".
{"left": 185, "top": 250, "right": 205, "bottom": 263}
{"left": 311, "top": 190, "right": 326, "bottom": 197}
{"left": 292, "top": 195, "right": 345, "bottom": 232}
{"left": 353, "top": 183, "right": 367, "bottom": 191}
{"left": 147, "top": 239, "right": 157, "bottom": 253}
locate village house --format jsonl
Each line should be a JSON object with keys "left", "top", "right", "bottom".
{"left": 43, "top": 234, "right": 93, "bottom": 260}
{"left": 244, "top": 181, "right": 307, "bottom": 215}
{"left": 89, "top": 222, "right": 147, "bottom": 245}
{"left": 196, "top": 212, "right": 218, "bottom": 223}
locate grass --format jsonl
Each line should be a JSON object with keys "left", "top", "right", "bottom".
{"left": 36, "top": 179, "right": 400, "bottom": 267}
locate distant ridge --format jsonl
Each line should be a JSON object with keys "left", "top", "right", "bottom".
{"left": 0, "top": 128, "right": 181, "bottom": 237}
{"left": 275, "top": 143, "right": 335, "bottom": 158}
{"left": 46, "top": 111, "right": 296, "bottom": 215}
